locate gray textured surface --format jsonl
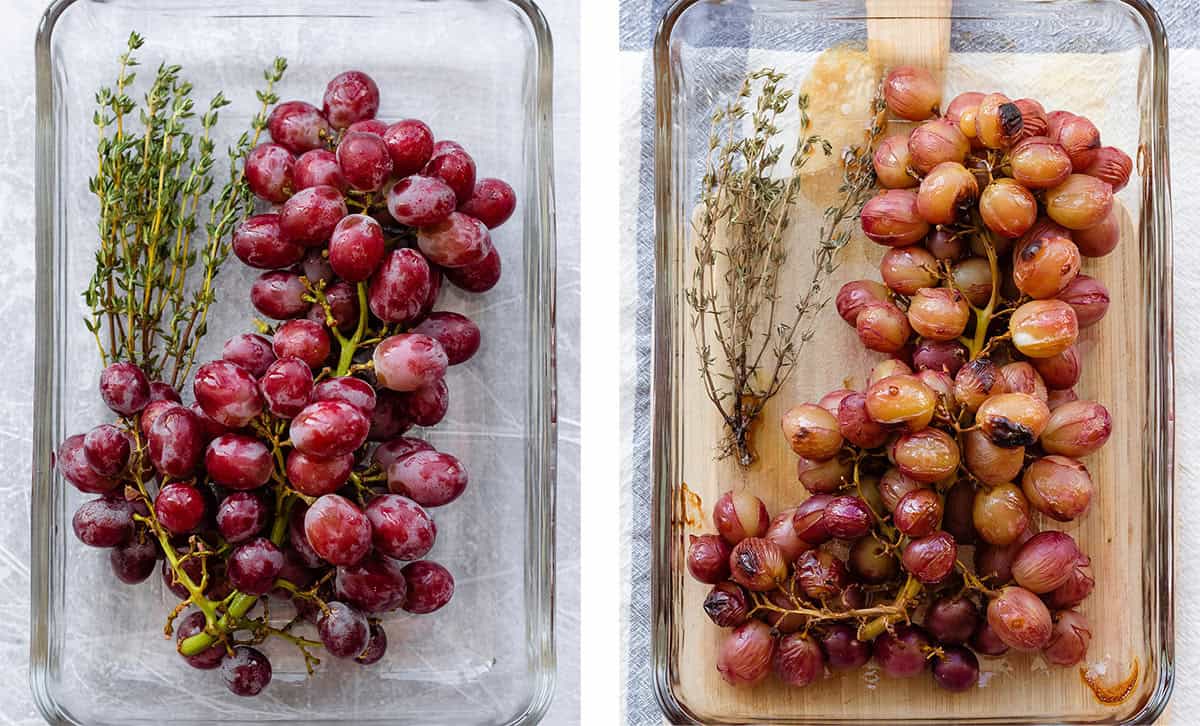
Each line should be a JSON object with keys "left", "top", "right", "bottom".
{"left": 1, "top": 0, "right": 579, "bottom": 723}
{"left": 620, "top": 1, "right": 1196, "bottom": 724}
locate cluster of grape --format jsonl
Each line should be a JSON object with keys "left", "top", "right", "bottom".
{"left": 58, "top": 69, "right": 515, "bottom": 696}
{"left": 688, "top": 66, "right": 1121, "bottom": 692}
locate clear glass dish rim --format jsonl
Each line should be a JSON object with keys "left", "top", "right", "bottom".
{"left": 28, "top": 1, "right": 558, "bottom": 724}
{"left": 648, "top": 1, "right": 1175, "bottom": 724}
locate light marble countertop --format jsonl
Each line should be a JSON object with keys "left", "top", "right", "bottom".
{"left": 0, "top": 1, "right": 579, "bottom": 724}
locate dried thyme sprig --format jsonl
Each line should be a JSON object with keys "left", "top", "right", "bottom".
{"left": 686, "top": 69, "right": 886, "bottom": 467}
{"left": 84, "top": 32, "right": 287, "bottom": 386}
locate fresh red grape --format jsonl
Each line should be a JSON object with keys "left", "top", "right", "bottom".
{"left": 221, "top": 646, "right": 272, "bottom": 696}
{"left": 273, "top": 319, "right": 331, "bottom": 369}
{"left": 304, "top": 493, "right": 372, "bottom": 566}
{"left": 458, "top": 178, "right": 516, "bottom": 228}
{"left": 138, "top": 400, "right": 178, "bottom": 437}
{"left": 216, "top": 491, "right": 269, "bottom": 543}
{"left": 336, "top": 553, "right": 409, "bottom": 613}
{"left": 365, "top": 494, "right": 437, "bottom": 561}
{"left": 250, "top": 271, "right": 308, "bottom": 320}
{"left": 322, "top": 71, "right": 379, "bottom": 129}
{"left": 258, "top": 357, "right": 315, "bottom": 419}
{"left": 288, "top": 503, "right": 324, "bottom": 569}
{"left": 57, "top": 434, "right": 119, "bottom": 494}
{"left": 416, "top": 212, "right": 491, "bottom": 268}
{"left": 279, "top": 185, "right": 347, "bottom": 245}
{"left": 337, "top": 131, "right": 392, "bottom": 192}
{"left": 73, "top": 496, "right": 133, "bottom": 547}
{"left": 147, "top": 406, "right": 203, "bottom": 478}
{"left": 81, "top": 424, "right": 130, "bottom": 478}
{"left": 374, "top": 334, "right": 448, "bottom": 392}
{"left": 382, "top": 119, "right": 435, "bottom": 175}
{"left": 423, "top": 145, "right": 476, "bottom": 203}
{"left": 205, "top": 434, "right": 272, "bottom": 490}
{"left": 318, "top": 601, "right": 370, "bottom": 658}
{"left": 329, "top": 214, "right": 386, "bottom": 281}
{"left": 99, "top": 361, "right": 151, "bottom": 415}
{"left": 148, "top": 381, "right": 181, "bottom": 403}
{"left": 227, "top": 536, "right": 284, "bottom": 595}
{"left": 412, "top": 312, "right": 481, "bottom": 365}
{"left": 368, "top": 390, "right": 412, "bottom": 441}
{"left": 175, "top": 610, "right": 225, "bottom": 669}
{"left": 109, "top": 536, "right": 159, "bottom": 584}
{"left": 926, "top": 595, "right": 980, "bottom": 644}
{"left": 233, "top": 214, "right": 305, "bottom": 269}
{"left": 874, "top": 624, "right": 932, "bottom": 678}
{"left": 386, "top": 175, "right": 457, "bottom": 227}
{"left": 403, "top": 379, "right": 449, "bottom": 427}
{"left": 443, "top": 245, "right": 502, "bottom": 292}
{"left": 285, "top": 449, "right": 354, "bottom": 497}
{"left": 155, "top": 482, "right": 206, "bottom": 535}
{"left": 387, "top": 450, "right": 468, "bottom": 507}
{"left": 401, "top": 560, "right": 455, "bottom": 614}
{"left": 971, "top": 619, "right": 1011, "bottom": 656}
{"left": 347, "top": 119, "right": 388, "bottom": 136}
{"left": 367, "top": 248, "right": 432, "bottom": 324}
{"left": 222, "top": 333, "right": 276, "bottom": 377}
{"left": 307, "top": 280, "right": 360, "bottom": 333}
{"left": 189, "top": 402, "right": 229, "bottom": 443}
{"left": 194, "top": 360, "right": 263, "bottom": 428}
{"left": 294, "top": 149, "right": 347, "bottom": 192}
{"left": 372, "top": 436, "right": 433, "bottom": 470}
{"left": 311, "top": 377, "right": 376, "bottom": 417}
{"left": 355, "top": 622, "right": 388, "bottom": 665}
{"left": 268, "top": 101, "right": 330, "bottom": 154}
{"left": 290, "top": 400, "right": 370, "bottom": 458}
{"left": 420, "top": 266, "right": 443, "bottom": 319}
{"left": 245, "top": 143, "right": 295, "bottom": 203}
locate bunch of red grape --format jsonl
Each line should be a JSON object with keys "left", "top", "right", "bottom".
{"left": 58, "top": 69, "right": 515, "bottom": 696}
{"left": 688, "top": 66, "right": 1120, "bottom": 692}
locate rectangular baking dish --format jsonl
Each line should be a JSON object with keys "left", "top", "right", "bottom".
{"left": 651, "top": 0, "right": 1173, "bottom": 723}
{"left": 31, "top": 1, "right": 556, "bottom": 724}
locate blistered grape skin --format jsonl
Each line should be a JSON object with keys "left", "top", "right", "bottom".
{"left": 290, "top": 400, "right": 371, "bottom": 458}
{"left": 365, "top": 493, "right": 437, "bottom": 561}
{"left": 322, "top": 71, "right": 380, "bottom": 129}
{"left": 387, "top": 450, "right": 469, "bottom": 508}
{"left": 232, "top": 214, "right": 305, "bottom": 270}
{"left": 368, "top": 248, "right": 433, "bottom": 325}
{"left": 304, "top": 494, "right": 373, "bottom": 567}
{"left": 222, "top": 334, "right": 276, "bottom": 377}
{"left": 382, "top": 119, "right": 435, "bottom": 176}
{"left": 373, "top": 334, "right": 449, "bottom": 392}
{"left": 402, "top": 560, "right": 455, "bottom": 614}
{"left": 387, "top": 175, "right": 457, "bottom": 227}
{"left": 417, "top": 212, "right": 492, "bottom": 268}
{"left": 58, "top": 434, "right": 119, "bottom": 494}
{"left": 335, "top": 552, "right": 409, "bottom": 614}
{"left": 205, "top": 434, "right": 273, "bottom": 490}
{"left": 258, "top": 357, "right": 315, "bottom": 419}
{"left": 250, "top": 271, "right": 309, "bottom": 320}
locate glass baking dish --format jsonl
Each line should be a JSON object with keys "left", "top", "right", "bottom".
{"left": 650, "top": 0, "right": 1173, "bottom": 723}
{"left": 30, "top": 1, "right": 556, "bottom": 724}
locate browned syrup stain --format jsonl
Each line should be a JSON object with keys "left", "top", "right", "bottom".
{"left": 679, "top": 481, "right": 704, "bottom": 529}
{"left": 1080, "top": 657, "right": 1138, "bottom": 706}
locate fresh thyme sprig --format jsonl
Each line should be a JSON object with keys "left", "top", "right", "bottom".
{"left": 686, "top": 69, "right": 886, "bottom": 467}
{"left": 84, "top": 32, "right": 287, "bottom": 387}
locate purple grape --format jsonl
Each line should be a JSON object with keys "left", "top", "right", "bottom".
{"left": 932, "top": 645, "right": 980, "bottom": 692}
{"left": 412, "top": 312, "right": 481, "bottom": 365}
{"left": 329, "top": 214, "right": 386, "bottom": 282}
{"left": 222, "top": 333, "right": 277, "bottom": 378}
{"left": 155, "top": 482, "right": 206, "bottom": 535}
{"left": 355, "top": 622, "right": 388, "bottom": 665}
{"left": 317, "top": 601, "right": 370, "bottom": 658}
{"left": 365, "top": 494, "right": 437, "bottom": 561}
{"left": 387, "top": 450, "right": 468, "bottom": 507}
{"left": 386, "top": 175, "right": 456, "bottom": 227}
{"left": 146, "top": 406, "right": 203, "bottom": 478}
{"left": 285, "top": 449, "right": 354, "bottom": 497}
{"left": 416, "top": 212, "right": 491, "bottom": 268}
{"left": 368, "top": 390, "right": 412, "bottom": 441}
{"left": 372, "top": 436, "right": 434, "bottom": 470}
{"left": 227, "top": 537, "right": 284, "bottom": 595}
{"left": 819, "top": 623, "right": 872, "bottom": 670}
{"left": 99, "top": 361, "right": 151, "bottom": 415}
{"left": 335, "top": 552, "right": 408, "bottom": 613}
{"left": 373, "top": 334, "right": 448, "bottom": 392}
{"left": 874, "top": 624, "right": 932, "bottom": 678}
{"left": 337, "top": 131, "right": 392, "bottom": 192}
{"left": 205, "top": 433, "right": 273, "bottom": 490}
{"left": 73, "top": 496, "right": 134, "bottom": 547}
{"left": 216, "top": 492, "right": 269, "bottom": 543}
{"left": 422, "top": 145, "right": 476, "bottom": 203}
{"left": 221, "top": 646, "right": 272, "bottom": 696}
{"left": 273, "top": 319, "right": 331, "bottom": 370}
{"left": 57, "top": 434, "right": 119, "bottom": 494}
{"left": 193, "top": 360, "right": 264, "bottom": 428}
{"left": 110, "top": 536, "right": 159, "bottom": 584}
{"left": 443, "top": 245, "right": 501, "bottom": 293}
{"left": 402, "top": 560, "right": 454, "bottom": 614}
{"left": 176, "top": 611, "right": 225, "bottom": 669}
{"left": 403, "top": 379, "right": 449, "bottom": 427}
{"left": 458, "top": 178, "right": 516, "bottom": 229}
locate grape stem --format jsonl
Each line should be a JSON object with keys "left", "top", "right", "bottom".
{"left": 965, "top": 228, "right": 1001, "bottom": 360}
{"left": 857, "top": 575, "right": 922, "bottom": 641}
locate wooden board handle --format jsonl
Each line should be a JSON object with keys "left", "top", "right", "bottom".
{"left": 866, "top": 0, "right": 952, "bottom": 77}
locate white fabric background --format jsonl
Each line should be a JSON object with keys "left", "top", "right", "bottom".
{"left": 617, "top": 44, "right": 1198, "bottom": 724}
{"left": 0, "top": 1, "right": 579, "bottom": 724}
